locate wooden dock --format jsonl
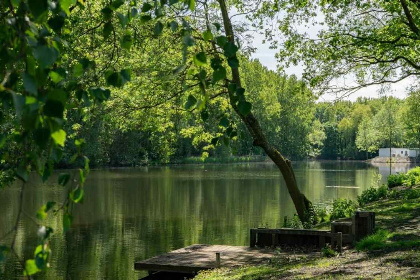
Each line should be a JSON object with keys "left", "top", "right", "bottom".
{"left": 134, "top": 244, "right": 276, "bottom": 275}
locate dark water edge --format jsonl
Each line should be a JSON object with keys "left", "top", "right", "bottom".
{"left": 0, "top": 161, "right": 418, "bottom": 279}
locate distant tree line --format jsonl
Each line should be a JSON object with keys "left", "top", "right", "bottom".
{"left": 46, "top": 60, "right": 420, "bottom": 167}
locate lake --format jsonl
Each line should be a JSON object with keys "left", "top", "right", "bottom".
{"left": 0, "top": 161, "right": 417, "bottom": 279}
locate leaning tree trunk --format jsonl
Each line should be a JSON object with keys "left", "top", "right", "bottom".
{"left": 217, "top": 0, "right": 313, "bottom": 224}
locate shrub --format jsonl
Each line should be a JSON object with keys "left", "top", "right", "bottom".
{"left": 321, "top": 245, "right": 338, "bottom": 258}
{"left": 377, "top": 185, "right": 388, "bottom": 199}
{"left": 282, "top": 215, "right": 303, "bottom": 229}
{"left": 314, "top": 206, "right": 328, "bottom": 224}
{"left": 387, "top": 173, "right": 406, "bottom": 188}
{"left": 357, "top": 187, "right": 378, "bottom": 206}
{"left": 330, "top": 199, "right": 357, "bottom": 221}
{"left": 403, "top": 188, "right": 420, "bottom": 200}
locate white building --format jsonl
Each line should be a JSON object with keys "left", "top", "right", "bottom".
{"left": 379, "top": 148, "right": 420, "bottom": 158}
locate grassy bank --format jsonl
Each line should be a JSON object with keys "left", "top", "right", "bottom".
{"left": 168, "top": 155, "right": 268, "bottom": 165}
{"left": 195, "top": 168, "right": 420, "bottom": 280}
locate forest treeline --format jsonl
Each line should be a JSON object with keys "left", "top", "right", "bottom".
{"left": 52, "top": 58, "right": 420, "bottom": 167}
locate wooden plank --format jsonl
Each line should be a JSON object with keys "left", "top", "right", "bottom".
{"left": 251, "top": 228, "right": 331, "bottom": 236}
{"left": 250, "top": 229, "right": 257, "bottom": 247}
{"left": 134, "top": 244, "right": 276, "bottom": 274}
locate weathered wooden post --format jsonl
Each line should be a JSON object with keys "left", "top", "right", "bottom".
{"left": 271, "top": 233, "right": 277, "bottom": 247}
{"left": 216, "top": 252, "right": 221, "bottom": 268}
{"left": 250, "top": 229, "right": 257, "bottom": 247}
{"left": 337, "top": 232, "right": 343, "bottom": 253}
{"left": 353, "top": 211, "right": 375, "bottom": 241}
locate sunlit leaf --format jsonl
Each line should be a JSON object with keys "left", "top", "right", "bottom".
{"left": 24, "top": 259, "right": 40, "bottom": 276}
{"left": 51, "top": 129, "right": 66, "bottom": 147}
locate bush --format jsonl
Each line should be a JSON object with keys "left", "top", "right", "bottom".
{"left": 357, "top": 187, "right": 378, "bottom": 206}
{"left": 403, "top": 188, "right": 420, "bottom": 200}
{"left": 314, "top": 206, "right": 328, "bottom": 224}
{"left": 330, "top": 199, "right": 357, "bottom": 221}
{"left": 321, "top": 245, "right": 338, "bottom": 258}
{"left": 387, "top": 173, "right": 406, "bottom": 188}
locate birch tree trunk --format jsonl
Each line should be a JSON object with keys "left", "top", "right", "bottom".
{"left": 217, "top": 0, "right": 313, "bottom": 224}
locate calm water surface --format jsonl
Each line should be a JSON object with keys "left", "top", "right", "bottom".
{"left": 0, "top": 161, "right": 417, "bottom": 279}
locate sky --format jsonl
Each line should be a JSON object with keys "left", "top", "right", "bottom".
{"left": 247, "top": 21, "right": 414, "bottom": 102}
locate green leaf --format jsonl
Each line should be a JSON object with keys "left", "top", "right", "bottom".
{"left": 213, "top": 66, "right": 226, "bottom": 83}
{"left": 89, "top": 87, "right": 111, "bottom": 102}
{"left": 75, "top": 139, "right": 85, "bottom": 150}
{"left": 110, "top": 0, "right": 124, "bottom": 10}
{"left": 121, "top": 32, "right": 133, "bottom": 50}
{"left": 24, "top": 259, "right": 40, "bottom": 276}
{"left": 48, "top": 16, "right": 65, "bottom": 32}
{"left": 216, "top": 36, "right": 227, "bottom": 47}
{"left": 117, "top": 12, "right": 128, "bottom": 28}
{"left": 131, "top": 7, "right": 139, "bottom": 18}
{"left": 12, "top": 93, "right": 25, "bottom": 119}
{"left": 223, "top": 42, "right": 238, "bottom": 57}
{"left": 16, "top": 165, "right": 29, "bottom": 182}
{"left": 58, "top": 173, "right": 70, "bottom": 186}
{"left": 73, "top": 63, "right": 84, "bottom": 77}
{"left": 51, "top": 129, "right": 66, "bottom": 147}
{"left": 34, "top": 128, "right": 50, "bottom": 149}
{"left": 214, "top": 22, "right": 221, "bottom": 31}
{"left": 169, "top": 0, "right": 179, "bottom": 5}
{"left": 238, "top": 100, "right": 252, "bottom": 116}
{"left": 121, "top": 69, "right": 131, "bottom": 84}
{"left": 228, "top": 57, "right": 239, "bottom": 68}
{"left": 169, "top": 21, "right": 178, "bottom": 32}
{"left": 154, "top": 21, "right": 164, "bottom": 35}
{"left": 173, "top": 65, "right": 186, "bottom": 75}
{"left": 182, "top": 35, "right": 195, "bottom": 46}
{"left": 33, "top": 45, "right": 59, "bottom": 68}
{"left": 101, "top": 7, "right": 113, "bottom": 20}
{"left": 193, "top": 52, "right": 207, "bottom": 67}
{"left": 44, "top": 100, "right": 64, "bottom": 118}
{"left": 219, "top": 117, "right": 229, "bottom": 127}
{"left": 59, "top": 0, "right": 77, "bottom": 15}
{"left": 185, "top": 95, "right": 197, "bottom": 110}
{"left": 211, "top": 137, "right": 219, "bottom": 146}
{"left": 141, "top": 3, "right": 153, "bottom": 12}
{"left": 140, "top": 15, "right": 152, "bottom": 23}
{"left": 71, "top": 187, "right": 84, "bottom": 203}
{"left": 23, "top": 73, "right": 38, "bottom": 94}
{"left": 201, "top": 110, "right": 209, "bottom": 122}
{"left": 186, "top": 0, "right": 195, "bottom": 10}
{"left": 36, "top": 201, "right": 56, "bottom": 220}
{"left": 103, "top": 21, "right": 113, "bottom": 39}
{"left": 0, "top": 246, "right": 9, "bottom": 263}
{"left": 28, "top": 0, "right": 48, "bottom": 21}
{"left": 49, "top": 71, "right": 64, "bottom": 83}
{"left": 105, "top": 71, "right": 123, "bottom": 87}
{"left": 202, "top": 30, "right": 213, "bottom": 41}
{"left": 63, "top": 213, "right": 73, "bottom": 232}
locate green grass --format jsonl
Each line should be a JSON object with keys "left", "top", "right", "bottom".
{"left": 194, "top": 265, "right": 279, "bottom": 280}
{"left": 356, "top": 229, "right": 420, "bottom": 251}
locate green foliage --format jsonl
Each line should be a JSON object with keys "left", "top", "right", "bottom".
{"left": 357, "top": 185, "right": 388, "bottom": 206}
{"left": 356, "top": 229, "right": 391, "bottom": 251}
{"left": 388, "top": 173, "right": 407, "bottom": 188}
{"left": 321, "top": 245, "right": 338, "bottom": 258}
{"left": 329, "top": 199, "right": 357, "bottom": 221}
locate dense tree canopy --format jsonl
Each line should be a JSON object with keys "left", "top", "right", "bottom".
{"left": 1, "top": 0, "right": 419, "bottom": 277}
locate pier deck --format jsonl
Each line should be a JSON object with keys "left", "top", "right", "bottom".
{"left": 134, "top": 244, "right": 276, "bottom": 274}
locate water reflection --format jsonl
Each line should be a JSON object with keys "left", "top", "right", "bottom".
{"left": 0, "top": 161, "right": 417, "bottom": 279}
